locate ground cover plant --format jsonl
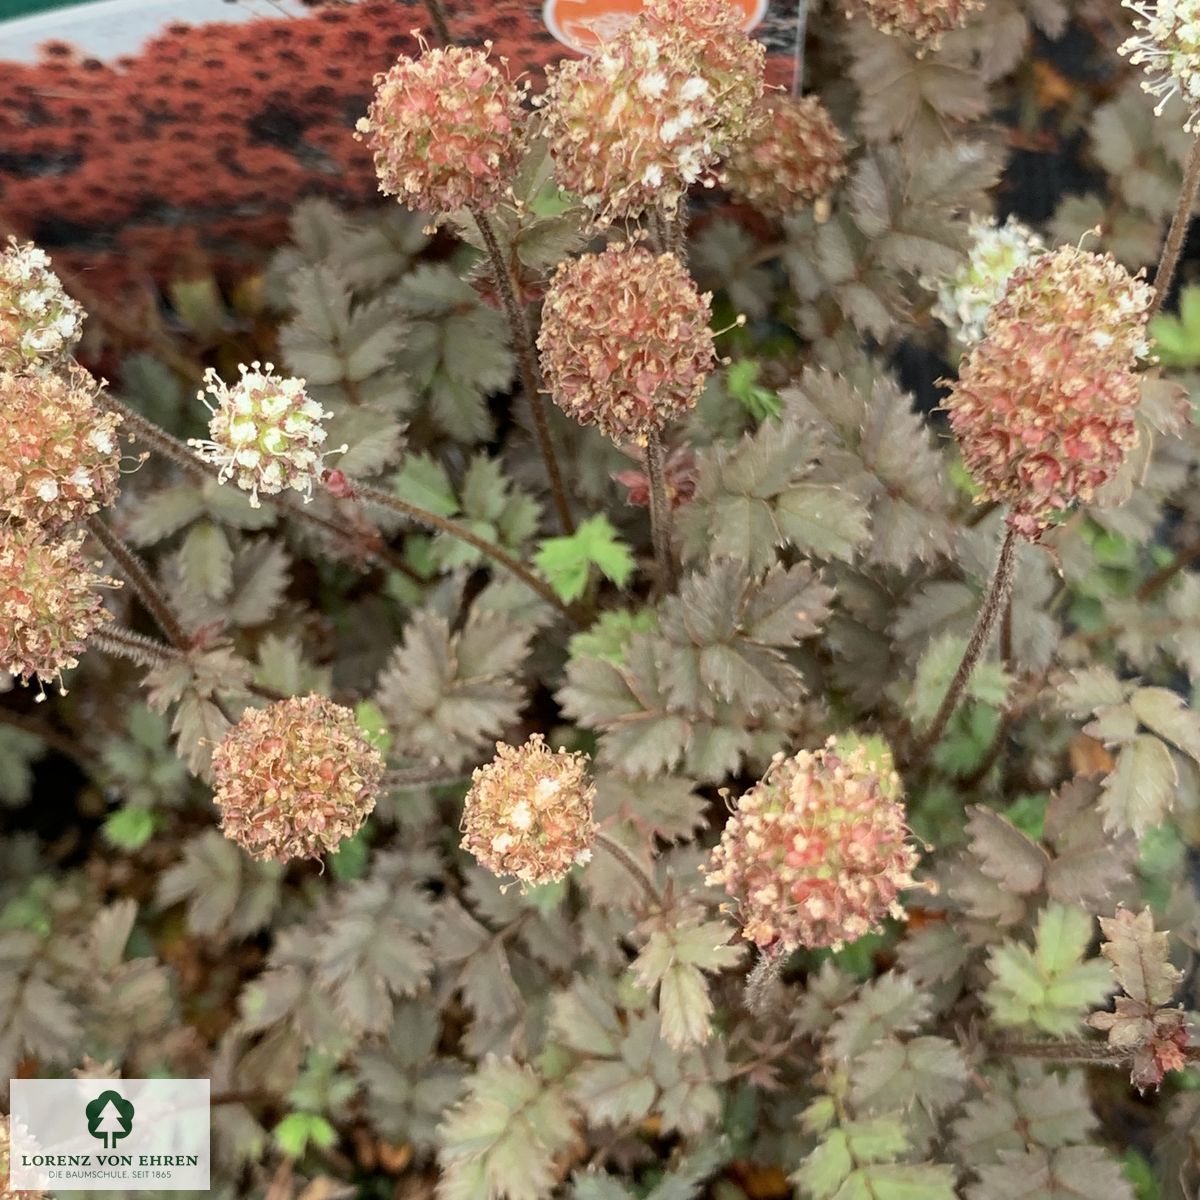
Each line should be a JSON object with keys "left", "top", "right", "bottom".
{"left": 1, "top": 0, "right": 1199, "bottom": 1196}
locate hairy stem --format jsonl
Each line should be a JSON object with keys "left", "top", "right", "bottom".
{"left": 346, "top": 478, "right": 582, "bottom": 624}
{"left": 421, "top": 0, "right": 452, "bottom": 43}
{"left": 744, "top": 950, "right": 786, "bottom": 1018}
{"left": 1137, "top": 531, "right": 1200, "bottom": 600}
{"left": 1150, "top": 131, "right": 1200, "bottom": 318}
{"left": 644, "top": 431, "right": 677, "bottom": 592}
{"left": 594, "top": 831, "right": 664, "bottom": 910}
{"left": 993, "top": 1038, "right": 1200, "bottom": 1068}
{"left": 384, "top": 764, "right": 474, "bottom": 790}
{"left": 99, "top": 393, "right": 420, "bottom": 578}
{"left": 86, "top": 515, "right": 190, "bottom": 649}
{"left": 93, "top": 626, "right": 185, "bottom": 670}
{"left": 911, "top": 526, "right": 1020, "bottom": 766}
{"left": 471, "top": 207, "right": 575, "bottom": 534}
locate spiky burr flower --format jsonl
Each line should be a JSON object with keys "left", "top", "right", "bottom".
{"left": 211, "top": 694, "right": 384, "bottom": 863}
{"left": 538, "top": 244, "right": 716, "bottom": 445}
{"left": 930, "top": 215, "right": 1045, "bottom": 348}
{"left": 0, "top": 366, "right": 122, "bottom": 528}
{"left": 539, "top": 0, "right": 765, "bottom": 222}
{"left": 0, "top": 524, "right": 117, "bottom": 695}
{"left": 0, "top": 237, "right": 84, "bottom": 372}
{"left": 725, "top": 95, "right": 848, "bottom": 214}
{"left": 944, "top": 243, "right": 1154, "bottom": 538}
{"left": 850, "top": 0, "right": 981, "bottom": 46}
{"left": 705, "top": 738, "right": 923, "bottom": 952}
{"left": 461, "top": 734, "right": 596, "bottom": 888}
{"left": 1121, "top": 0, "right": 1200, "bottom": 128}
{"left": 190, "top": 362, "right": 339, "bottom": 508}
{"left": 356, "top": 42, "right": 527, "bottom": 214}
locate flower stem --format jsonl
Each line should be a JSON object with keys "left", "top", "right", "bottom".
{"left": 644, "top": 430, "right": 677, "bottom": 591}
{"left": 471, "top": 206, "right": 575, "bottom": 535}
{"left": 93, "top": 626, "right": 185, "bottom": 670}
{"left": 1150, "top": 131, "right": 1200, "bottom": 318}
{"left": 594, "top": 831, "right": 664, "bottom": 910}
{"left": 85, "top": 515, "right": 189, "bottom": 649}
{"left": 992, "top": 1037, "right": 1200, "bottom": 1068}
{"left": 345, "top": 477, "right": 582, "bottom": 624}
{"left": 98, "top": 393, "right": 419, "bottom": 578}
{"left": 744, "top": 949, "right": 786, "bottom": 1018}
{"left": 422, "top": 0, "right": 452, "bottom": 43}
{"left": 910, "top": 526, "right": 1019, "bottom": 766}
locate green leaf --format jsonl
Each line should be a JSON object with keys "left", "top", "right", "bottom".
{"left": 568, "top": 610, "right": 657, "bottom": 667}
{"left": 273, "top": 1112, "right": 336, "bottom": 1158}
{"left": 102, "top": 808, "right": 158, "bottom": 852}
{"left": 178, "top": 520, "right": 233, "bottom": 601}
{"left": 437, "top": 1059, "right": 576, "bottom": 1200}
{"left": 775, "top": 484, "right": 871, "bottom": 561}
{"left": 355, "top": 700, "right": 393, "bottom": 754}
{"left": 985, "top": 904, "right": 1113, "bottom": 1035}
{"left": 392, "top": 453, "right": 459, "bottom": 518}
{"left": 726, "top": 360, "right": 783, "bottom": 421}
{"left": 1099, "top": 735, "right": 1177, "bottom": 837}
{"left": 534, "top": 515, "right": 635, "bottom": 603}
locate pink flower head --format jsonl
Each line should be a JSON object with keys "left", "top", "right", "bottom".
{"left": 726, "top": 95, "right": 847, "bottom": 214}
{"left": 0, "top": 365, "right": 122, "bottom": 528}
{"left": 540, "top": 0, "right": 765, "bottom": 222}
{"left": 539, "top": 244, "right": 716, "bottom": 445}
{"left": 849, "top": 0, "right": 982, "bottom": 46}
{"left": 944, "top": 244, "right": 1153, "bottom": 538}
{"left": 705, "top": 738, "right": 924, "bottom": 952}
{"left": 0, "top": 524, "right": 117, "bottom": 696}
{"left": 356, "top": 41, "right": 527, "bottom": 215}
{"left": 461, "top": 734, "right": 596, "bottom": 888}
{"left": 211, "top": 694, "right": 384, "bottom": 863}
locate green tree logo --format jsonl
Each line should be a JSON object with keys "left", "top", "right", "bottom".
{"left": 85, "top": 1090, "right": 135, "bottom": 1149}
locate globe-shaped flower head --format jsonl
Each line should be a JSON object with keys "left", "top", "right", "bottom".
{"left": 461, "top": 735, "right": 596, "bottom": 888}
{"left": 944, "top": 243, "right": 1154, "bottom": 538}
{"left": 1, "top": 1114, "right": 46, "bottom": 1200}
{"left": 211, "top": 695, "right": 385, "bottom": 863}
{"left": 0, "top": 366, "right": 122, "bottom": 528}
{"left": 725, "top": 95, "right": 848, "bottom": 215}
{"left": 540, "top": 0, "right": 765, "bottom": 222}
{"left": 1121, "top": 0, "right": 1200, "bottom": 128}
{"left": 356, "top": 42, "right": 527, "bottom": 214}
{"left": 190, "top": 362, "right": 339, "bottom": 508}
{"left": 538, "top": 244, "right": 716, "bottom": 445}
{"left": 930, "top": 215, "right": 1045, "bottom": 348}
{"left": 0, "top": 237, "right": 84, "bottom": 372}
{"left": 850, "top": 0, "right": 982, "bottom": 46}
{"left": 0, "top": 524, "right": 118, "bottom": 697}
{"left": 705, "top": 739, "right": 924, "bottom": 951}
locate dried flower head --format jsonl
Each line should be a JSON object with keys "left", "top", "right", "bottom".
{"left": 725, "top": 95, "right": 848, "bottom": 214}
{"left": 930, "top": 215, "right": 1045, "bottom": 348}
{"left": 211, "top": 694, "right": 384, "bottom": 863}
{"left": 190, "top": 363, "right": 339, "bottom": 508}
{"left": 1, "top": 1114, "right": 45, "bottom": 1200}
{"left": 849, "top": 0, "right": 981, "bottom": 46}
{"left": 705, "top": 738, "right": 923, "bottom": 952}
{"left": 461, "top": 734, "right": 596, "bottom": 888}
{"left": 356, "top": 41, "right": 527, "bottom": 214}
{"left": 539, "top": 0, "right": 765, "bottom": 221}
{"left": 1120, "top": 0, "right": 1200, "bottom": 128}
{"left": 0, "top": 237, "right": 85, "bottom": 372}
{"left": 539, "top": 244, "right": 716, "bottom": 444}
{"left": 0, "top": 524, "right": 117, "bottom": 696}
{"left": 0, "top": 366, "right": 122, "bottom": 528}
{"left": 944, "top": 243, "right": 1154, "bottom": 538}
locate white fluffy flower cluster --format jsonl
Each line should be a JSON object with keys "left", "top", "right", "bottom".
{"left": 930, "top": 215, "right": 1044, "bottom": 347}
{"left": 1121, "top": 0, "right": 1200, "bottom": 129}
{"left": 189, "top": 363, "right": 342, "bottom": 507}
{"left": 0, "top": 238, "right": 85, "bottom": 371}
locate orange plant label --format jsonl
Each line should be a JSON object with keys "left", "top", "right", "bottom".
{"left": 543, "top": 0, "right": 768, "bottom": 51}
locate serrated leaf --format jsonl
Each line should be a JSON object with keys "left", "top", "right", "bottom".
{"left": 775, "top": 484, "right": 870, "bottom": 561}
{"left": 1096, "top": 907, "right": 1182, "bottom": 1005}
{"left": 1129, "top": 687, "right": 1200, "bottom": 761}
{"left": 1099, "top": 735, "right": 1177, "bottom": 837}
{"left": 534, "top": 516, "right": 634, "bottom": 603}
